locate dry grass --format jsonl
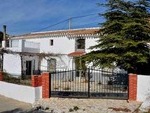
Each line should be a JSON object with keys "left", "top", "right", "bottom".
{"left": 62, "top": 84, "right": 71, "bottom": 90}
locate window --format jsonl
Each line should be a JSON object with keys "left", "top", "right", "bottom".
{"left": 76, "top": 38, "right": 85, "bottom": 50}
{"left": 50, "top": 39, "right": 54, "bottom": 46}
{"left": 47, "top": 58, "right": 56, "bottom": 72}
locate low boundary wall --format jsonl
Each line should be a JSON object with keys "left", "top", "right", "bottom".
{"left": 0, "top": 81, "right": 42, "bottom": 104}
{"left": 137, "top": 75, "right": 150, "bottom": 101}
{"left": 0, "top": 71, "right": 150, "bottom": 103}
{"left": 128, "top": 74, "right": 150, "bottom": 102}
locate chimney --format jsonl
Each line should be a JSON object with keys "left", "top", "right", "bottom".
{"left": 3, "top": 25, "right": 6, "bottom": 41}
{"left": 3, "top": 25, "right": 6, "bottom": 48}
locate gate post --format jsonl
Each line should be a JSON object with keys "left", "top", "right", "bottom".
{"left": 128, "top": 74, "right": 137, "bottom": 101}
{"left": 88, "top": 68, "right": 90, "bottom": 98}
{"left": 42, "top": 72, "right": 50, "bottom": 98}
{"left": 31, "top": 75, "right": 42, "bottom": 87}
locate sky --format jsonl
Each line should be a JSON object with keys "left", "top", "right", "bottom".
{"left": 0, "top": 0, "right": 106, "bottom": 35}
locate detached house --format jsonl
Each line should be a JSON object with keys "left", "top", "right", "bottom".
{"left": 1, "top": 27, "right": 99, "bottom": 78}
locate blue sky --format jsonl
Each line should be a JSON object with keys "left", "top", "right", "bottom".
{"left": 0, "top": 0, "right": 106, "bottom": 35}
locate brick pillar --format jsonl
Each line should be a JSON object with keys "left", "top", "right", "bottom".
{"left": 0, "top": 71, "right": 3, "bottom": 81}
{"left": 128, "top": 74, "right": 137, "bottom": 101}
{"left": 42, "top": 72, "right": 50, "bottom": 98}
{"left": 31, "top": 75, "right": 42, "bottom": 87}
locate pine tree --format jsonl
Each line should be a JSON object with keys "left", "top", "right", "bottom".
{"left": 85, "top": 0, "right": 150, "bottom": 73}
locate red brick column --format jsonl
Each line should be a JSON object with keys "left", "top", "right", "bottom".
{"left": 128, "top": 74, "right": 137, "bottom": 101}
{"left": 42, "top": 72, "right": 50, "bottom": 98}
{"left": 31, "top": 75, "right": 42, "bottom": 87}
{"left": 0, "top": 71, "right": 3, "bottom": 81}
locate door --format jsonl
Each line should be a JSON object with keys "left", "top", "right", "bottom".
{"left": 26, "top": 61, "right": 32, "bottom": 75}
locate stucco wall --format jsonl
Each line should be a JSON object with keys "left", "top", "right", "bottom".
{"left": 26, "top": 37, "right": 75, "bottom": 54}
{"left": 137, "top": 75, "right": 150, "bottom": 101}
{"left": 25, "top": 36, "right": 98, "bottom": 70}
{"left": 0, "top": 81, "right": 42, "bottom": 104}
{"left": 22, "top": 55, "right": 39, "bottom": 74}
{"left": 40, "top": 55, "right": 73, "bottom": 71}
{"left": 85, "top": 38, "right": 98, "bottom": 53}
{"left": 3, "top": 53, "right": 21, "bottom": 76}
{"left": 3, "top": 53, "right": 39, "bottom": 76}
{"left": 26, "top": 37, "right": 76, "bottom": 70}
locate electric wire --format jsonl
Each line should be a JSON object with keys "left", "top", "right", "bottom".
{"left": 34, "top": 13, "right": 99, "bottom": 32}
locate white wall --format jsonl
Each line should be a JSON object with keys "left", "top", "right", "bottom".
{"left": 23, "top": 40, "right": 40, "bottom": 53}
{"left": 25, "top": 36, "right": 98, "bottom": 70}
{"left": 25, "top": 37, "right": 76, "bottom": 70}
{"left": 3, "top": 52, "right": 39, "bottom": 76}
{"left": 22, "top": 56, "right": 39, "bottom": 73}
{"left": 55, "top": 55, "right": 72, "bottom": 70}
{"left": 3, "top": 53, "right": 21, "bottom": 76}
{"left": 137, "top": 75, "right": 150, "bottom": 101}
{"left": 5, "top": 40, "right": 40, "bottom": 53}
{"left": 26, "top": 37, "right": 75, "bottom": 54}
{"left": 25, "top": 36, "right": 98, "bottom": 54}
{"left": 3, "top": 40, "right": 23, "bottom": 52}
{"left": 85, "top": 38, "right": 98, "bottom": 53}
{"left": 0, "top": 81, "right": 42, "bottom": 104}
{"left": 40, "top": 55, "right": 73, "bottom": 71}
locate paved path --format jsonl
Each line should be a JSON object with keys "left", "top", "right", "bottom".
{"left": 0, "top": 95, "right": 32, "bottom": 113}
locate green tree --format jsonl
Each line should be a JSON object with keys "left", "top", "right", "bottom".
{"left": 85, "top": 0, "right": 150, "bottom": 74}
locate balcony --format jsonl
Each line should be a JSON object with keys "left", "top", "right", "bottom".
{"left": 23, "top": 40, "right": 40, "bottom": 53}
{"left": 2, "top": 40, "right": 40, "bottom": 53}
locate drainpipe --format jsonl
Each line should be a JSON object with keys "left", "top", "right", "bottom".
{"left": 3, "top": 25, "right": 6, "bottom": 48}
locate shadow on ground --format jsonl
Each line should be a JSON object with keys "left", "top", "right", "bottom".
{"left": 1, "top": 108, "right": 48, "bottom": 113}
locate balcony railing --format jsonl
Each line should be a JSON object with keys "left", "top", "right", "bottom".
{"left": 24, "top": 41, "right": 40, "bottom": 49}
{"left": 4, "top": 40, "right": 40, "bottom": 53}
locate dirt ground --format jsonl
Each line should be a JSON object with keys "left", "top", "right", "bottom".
{"left": 0, "top": 95, "right": 32, "bottom": 113}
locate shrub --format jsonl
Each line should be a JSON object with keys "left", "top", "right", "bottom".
{"left": 3, "top": 72, "right": 31, "bottom": 86}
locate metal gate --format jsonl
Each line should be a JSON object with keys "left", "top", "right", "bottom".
{"left": 50, "top": 68, "right": 128, "bottom": 99}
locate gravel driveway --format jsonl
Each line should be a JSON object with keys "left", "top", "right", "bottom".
{"left": 0, "top": 94, "right": 143, "bottom": 113}
{"left": 34, "top": 98, "right": 142, "bottom": 113}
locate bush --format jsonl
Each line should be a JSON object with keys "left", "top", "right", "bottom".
{"left": 3, "top": 72, "right": 31, "bottom": 86}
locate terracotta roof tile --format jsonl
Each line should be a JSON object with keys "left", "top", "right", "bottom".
{"left": 11, "top": 27, "right": 100, "bottom": 39}
{"left": 68, "top": 51, "right": 86, "bottom": 57}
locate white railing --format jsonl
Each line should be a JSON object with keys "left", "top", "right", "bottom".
{"left": 4, "top": 40, "right": 40, "bottom": 53}
{"left": 24, "top": 41, "right": 40, "bottom": 49}
{"left": 10, "top": 40, "right": 19, "bottom": 47}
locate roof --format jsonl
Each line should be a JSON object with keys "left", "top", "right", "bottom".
{"left": 10, "top": 27, "right": 100, "bottom": 40}
{"left": 68, "top": 51, "right": 86, "bottom": 57}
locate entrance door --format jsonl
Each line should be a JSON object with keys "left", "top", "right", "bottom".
{"left": 26, "top": 61, "right": 32, "bottom": 75}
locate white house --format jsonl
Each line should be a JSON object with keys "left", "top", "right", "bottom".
{"left": 1, "top": 27, "right": 99, "bottom": 78}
